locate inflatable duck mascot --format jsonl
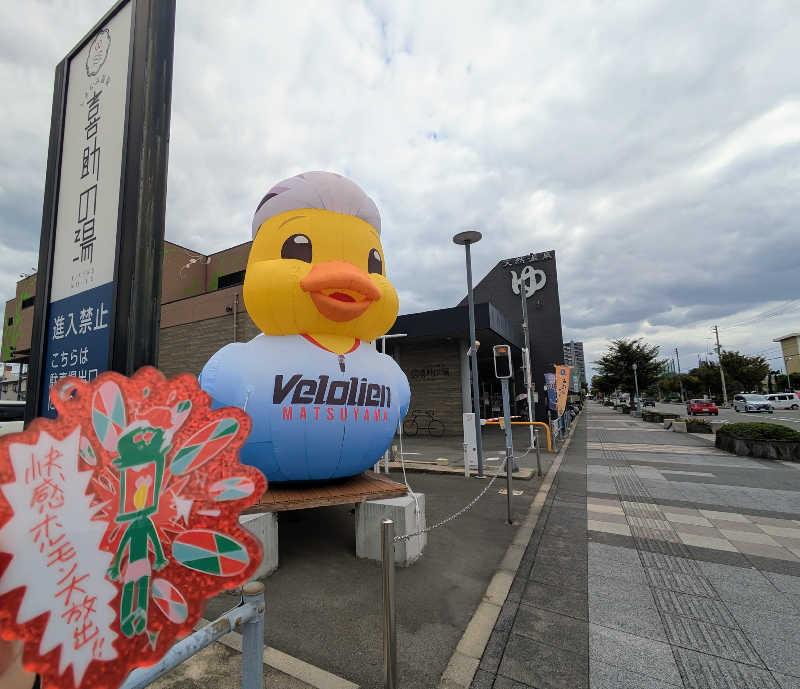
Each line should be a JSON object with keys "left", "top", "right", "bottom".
{"left": 199, "top": 172, "right": 410, "bottom": 482}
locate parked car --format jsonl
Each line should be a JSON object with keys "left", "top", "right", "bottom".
{"left": 0, "top": 400, "right": 25, "bottom": 436}
{"left": 732, "top": 394, "right": 773, "bottom": 413}
{"left": 764, "top": 393, "right": 800, "bottom": 410}
{"left": 640, "top": 397, "right": 656, "bottom": 407}
{"left": 686, "top": 399, "right": 719, "bottom": 416}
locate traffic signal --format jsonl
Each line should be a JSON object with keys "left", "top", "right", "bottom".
{"left": 493, "top": 344, "right": 512, "bottom": 378}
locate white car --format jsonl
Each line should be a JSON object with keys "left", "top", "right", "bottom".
{"left": 764, "top": 393, "right": 800, "bottom": 410}
{"left": 733, "top": 394, "right": 773, "bottom": 413}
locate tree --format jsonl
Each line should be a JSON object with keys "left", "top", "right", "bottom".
{"left": 591, "top": 373, "right": 615, "bottom": 397}
{"left": 719, "top": 351, "right": 769, "bottom": 394}
{"left": 773, "top": 372, "right": 800, "bottom": 392}
{"left": 684, "top": 361, "right": 723, "bottom": 399}
{"left": 594, "top": 339, "right": 665, "bottom": 403}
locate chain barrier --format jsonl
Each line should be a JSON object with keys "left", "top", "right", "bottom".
{"left": 391, "top": 409, "right": 584, "bottom": 543}
{"left": 393, "top": 457, "right": 509, "bottom": 543}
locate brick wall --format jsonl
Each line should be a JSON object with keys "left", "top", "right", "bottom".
{"left": 159, "top": 321, "right": 466, "bottom": 437}
{"left": 393, "top": 340, "right": 463, "bottom": 435}
{"left": 157, "top": 311, "right": 260, "bottom": 379}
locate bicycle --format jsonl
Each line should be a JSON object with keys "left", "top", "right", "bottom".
{"left": 402, "top": 409, "right": 445, "bottom": 437}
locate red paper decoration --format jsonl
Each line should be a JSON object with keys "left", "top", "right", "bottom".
{"left": 0, "top": 367, "right": 266, "bottom": 689}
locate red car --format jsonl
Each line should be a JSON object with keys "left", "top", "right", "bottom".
{"left": 686, "top": 399, "right": 719, "bottom": 416}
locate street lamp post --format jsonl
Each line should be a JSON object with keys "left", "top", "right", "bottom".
{"left": 517, "top": 274, "right": 536, "bottom": 450}
{"left": 633, "top": 362, "right": 641, "bottom": 415}
{"left": 453, "top": 230, "right": 484, "bottom": 478}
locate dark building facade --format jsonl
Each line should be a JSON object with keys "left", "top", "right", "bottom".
{"left": 388, "top": 250, "right": 565, "bottom": 434}
{"left": 460, "top": 250, "right": 565, "bottom": 426}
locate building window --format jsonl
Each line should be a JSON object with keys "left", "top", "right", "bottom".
{"left": 21, "top": 296, "right": 34, "bottom": 309}
{"left": 6, "top": 317, "right": 12, "bottom": 326}
{"left": 217, "top": 270, "right": 245, "bottom": 290}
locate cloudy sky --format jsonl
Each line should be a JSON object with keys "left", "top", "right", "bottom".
{"left": 2, "top": 1, "right": 799, "bottom": 379}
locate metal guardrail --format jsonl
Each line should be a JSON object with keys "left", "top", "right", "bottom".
{"left": 482, "top": 420, "right": 553, "bottom": 451}
{"left": 119, "top": 582, "right": 265, "bottom": 689}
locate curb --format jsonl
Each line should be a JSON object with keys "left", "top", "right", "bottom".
{"left": 388, "top": 460, "right": 538, "bottom": 480}
{"left": 437, "top": 415, "right": 581, "bottom": 689}
{"left": 195, "top": 618, "right": 359, "bottom": 689}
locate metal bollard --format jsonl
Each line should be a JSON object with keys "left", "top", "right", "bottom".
{"left": 241, "top": 581, "right": 265, "bottom": 689}
{"left": 501, "top": 377, "right": 513, "bottom": 524}
{"left": 505, "top": 447, "right": 513, "bottom": 524}
{"left": 534, "top": 428, "right": 542, "bottom": 478}
{"left": 382, "top": 519, "right": 397, "bottom": 689}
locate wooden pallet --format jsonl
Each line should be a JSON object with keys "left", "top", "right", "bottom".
{"left": 243, "top": 470, "right": 408, "bottom": 513}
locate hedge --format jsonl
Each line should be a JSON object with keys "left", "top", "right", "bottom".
{"left": 716, "top": 423, "right": 800, "bottom": 442}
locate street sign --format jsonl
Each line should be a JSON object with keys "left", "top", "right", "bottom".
{"left": 39, "top": 3, "right": 132, "bottom": 416}
{"left": 26, "top": 0, "right": 176, "bottom": 423}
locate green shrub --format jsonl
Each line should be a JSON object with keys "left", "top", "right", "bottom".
{"left": 717, "top": 423, "right": 800, "bottom": 442}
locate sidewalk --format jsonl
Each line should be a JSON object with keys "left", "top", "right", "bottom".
{"left": 471, "top": 403, "right": 800, "bottom": 688}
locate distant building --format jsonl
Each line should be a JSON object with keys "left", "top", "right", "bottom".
{"left": 0, "top": 364, "right": 25, "bottom": 400}
{"left": 773, "top": 333, "right": 800, "bottom": 375}
{"left": 563, "top": 340, "right": 586, "bottom": 387}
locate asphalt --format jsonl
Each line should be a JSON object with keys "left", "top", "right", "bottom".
{"left": 654, "top": 401, "right": 800, "bottom": 430}
{"left": 472, "top": 403, "right": 800, "bottom": 689}
{"left": 397, "top": 424, "right": 555, "bottom": 469}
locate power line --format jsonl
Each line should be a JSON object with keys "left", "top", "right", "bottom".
{"left": 725, "top": 299, "right": 800, "bottom": 328}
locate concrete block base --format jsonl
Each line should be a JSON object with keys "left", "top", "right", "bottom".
{"left": 356, "top": 494, "right": 427, "bottom": 566}
{"left": 710, "top": 421, "right": 725, "bottom": 434}
{"left": 240, "top": 512, "right": 278, "bottom": 578}
{"left": 672, "top": 421, "right": 687, "bottom": 433}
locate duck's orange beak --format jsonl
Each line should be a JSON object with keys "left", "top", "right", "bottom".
{"left": 300, "top": 261, "right": 381, "bottom": 322}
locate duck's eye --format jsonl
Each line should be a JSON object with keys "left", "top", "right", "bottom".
{"left": 281, "top": 234, "right": 312, "bottom": 262}
{"left": 368, "top": 249, "right": 383, "bottom": 274}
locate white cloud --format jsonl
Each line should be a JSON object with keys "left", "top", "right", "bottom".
{"left": 1, "top": 0, "right": 799, "bottom": 371}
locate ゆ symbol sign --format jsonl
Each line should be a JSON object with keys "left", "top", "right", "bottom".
{"left": 510, "top": 265, "right": 546, "bottom": 298}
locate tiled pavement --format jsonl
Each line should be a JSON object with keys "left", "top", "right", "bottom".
{"left": 471, "top": 405, "right": 800, "bottom": 689}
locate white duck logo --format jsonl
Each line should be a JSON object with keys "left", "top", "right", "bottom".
{"left": 86, "top": 28, "right": 111, "bottom": 77}
{"left": 511, "top": 265, "right": 546, "bottom": 298}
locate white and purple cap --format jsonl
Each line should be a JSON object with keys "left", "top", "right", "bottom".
{"left": 252, "top": 171, "right": 381, "bottom": 238}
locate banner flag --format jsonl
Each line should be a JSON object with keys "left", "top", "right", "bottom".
{"left": 555, "top": 365, "right": 571, "bottom": 416}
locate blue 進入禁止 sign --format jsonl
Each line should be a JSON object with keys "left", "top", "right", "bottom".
{"left": 40, "top": 282, "right": 113, "bottom": 417}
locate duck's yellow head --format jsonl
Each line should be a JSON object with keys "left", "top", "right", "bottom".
{"left": 243, "top": 172, "right": 398, "bottom": 342}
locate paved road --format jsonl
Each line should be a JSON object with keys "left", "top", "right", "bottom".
{"left": 473, "top": 402, "right": 800, "bottom": 688}
{"left": 654, "top": 401, "right": 800, "bottom": 429}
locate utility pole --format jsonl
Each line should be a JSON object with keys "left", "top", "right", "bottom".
{"left": 713, "top": 325, "right": 729, "bottom": 406}
{"left": 675, "top": 348, "right": 685, "bottom": 402}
